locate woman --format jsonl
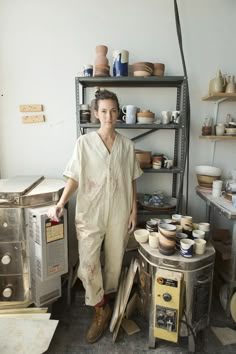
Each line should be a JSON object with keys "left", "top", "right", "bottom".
{"left": 47, "top": 89, "right": 142, "bottom": 343}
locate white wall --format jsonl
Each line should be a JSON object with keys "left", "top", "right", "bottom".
{"left": 0, "top": 0, "right": 236, "bottom": 222}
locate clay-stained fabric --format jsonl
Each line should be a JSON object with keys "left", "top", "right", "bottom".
{"left": 64, "top": 131, "right": 142, "bottom": 305}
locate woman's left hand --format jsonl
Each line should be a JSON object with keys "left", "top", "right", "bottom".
{"left": 128, "top": 211, "right": 137, "bottom": 234}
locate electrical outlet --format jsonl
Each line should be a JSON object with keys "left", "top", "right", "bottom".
{"left": 22, "top": 115, "right": 45, "bottom": 124}
{"left": 19, "top": 104, "right": 43, "bottom": 112}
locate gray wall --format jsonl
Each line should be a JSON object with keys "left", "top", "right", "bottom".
{"left": 1, "top": 0, "right": 236, "bottom": 223}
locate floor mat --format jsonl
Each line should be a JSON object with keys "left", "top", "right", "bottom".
{"left": 211, "top": 326, "right": 236, "bottom": 346}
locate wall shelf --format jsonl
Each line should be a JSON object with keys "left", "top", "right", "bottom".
{"left": 202, "top": 93, "right": 236, "bottom": 102}
{"left": 199, "top": 135, "right": 236, "bottom": 140}
{"left": 79, "top": 122, "right": 179, "bottom": 130}
{"left": 76, "top": 76, "right": 185, "bottom": 88}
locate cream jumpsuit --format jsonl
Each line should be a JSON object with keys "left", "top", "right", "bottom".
{"left": 64, "top": 131, "right": 143, "bottom": 306}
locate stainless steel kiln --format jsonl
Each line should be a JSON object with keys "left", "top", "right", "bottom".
{"left": 0, "top": 176, "right": 68, "bottom": 307}
{"left": 137, "top": 243, "right": 215, "bottom": 352}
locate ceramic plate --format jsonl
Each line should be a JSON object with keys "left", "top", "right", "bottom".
{"left": 138, "top": 194, "right": 176, "bottom": 211}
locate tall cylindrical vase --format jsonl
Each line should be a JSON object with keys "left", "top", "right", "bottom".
{"left": 113, "top": 50, "right": 129, "bottom": 77}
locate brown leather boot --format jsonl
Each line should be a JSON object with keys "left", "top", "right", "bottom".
{"left": 86, "top": 304, "right": 112, "bottom": 344}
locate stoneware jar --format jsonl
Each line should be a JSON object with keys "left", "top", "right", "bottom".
{"left": 113, "top": 50, "right": 129, "bottom": 77}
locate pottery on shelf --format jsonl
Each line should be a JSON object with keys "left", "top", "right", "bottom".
{"left": 113, "top": 50, "right": 129, "bottom": 77}
{"left": 225, "top": 75, "right": 236, "bottom": 93}
{"left": 209, "top": 69, "right": 225, "bottom": 94}
{"left": 94, "top": 45, "right": 110, "bottom": 77}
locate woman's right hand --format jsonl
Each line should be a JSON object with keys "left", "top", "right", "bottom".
{"left": 47, "top": 205, "right": 64, "bottom": 222}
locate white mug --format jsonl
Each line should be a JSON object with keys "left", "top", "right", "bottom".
{"left": 212, "top": 189, "right": 223, "bottom": 198}
{"left": 212, "top": 180, "right": 223, "bottom": 190}
{"left": 192, "top": 230, "right": 205, "bottom": 240}
{"left": 122, "top": 105, "right": 138, "bottom": 124}
{"left": 180, "top": 239, "right": 195, "bottom": 258}
{"left": 216, "top": 124, "right": 225, "bottom": 136}
{"left": 171, "top": 110, "right": 181, "bottom": 123}
{"left": 194, "top": 239, "right": 206, "bottom": 255}
{"left": 198, "top": 222, "right": 210, "bottom": 232}
{"left": 161, "top": 111, "right": 172, "bottom": 124}
{"left": 149, "top": 232, "right": 160, "bottom": 248}
{"left": 164, "top": 159, "right": 173, "bottom": 169}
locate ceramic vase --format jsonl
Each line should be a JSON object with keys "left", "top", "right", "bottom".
{"left": 209, "top": 70, "right": 225, "bottom": 94}
{"left": 94, "top": 45, "right": 110, "bottom": 77}
{"left": 113, "top": 50, "right": 129, "bottom": 77}
{"left": 225, "top": 75, "right": 236, "bottom": 93}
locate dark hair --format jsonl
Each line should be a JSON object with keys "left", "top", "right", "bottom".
{"left": 94, "top": 89, "right": 120, "bottom": 111}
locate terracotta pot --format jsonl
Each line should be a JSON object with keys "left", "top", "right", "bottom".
{"left": 95, "top": 55, "right": 109, "bottom": 66}
{"left": 135, "top": 150, "right": 152, "bottom": 163}
{"left": 95, "top": 45, "right": 108, "bottom": 55}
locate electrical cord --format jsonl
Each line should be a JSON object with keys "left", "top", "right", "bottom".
{"left": 180, "top": 320, "right": 196, "bottom": 347}
{"left": 174, "top": 0, "right": 191, "bottom": 214}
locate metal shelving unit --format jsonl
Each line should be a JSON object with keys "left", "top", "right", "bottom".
{"left": 75, "top": 76, "right": 189, "bottom": 215}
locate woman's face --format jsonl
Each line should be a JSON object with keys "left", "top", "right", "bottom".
{"left": 95, "top": 99, "right": 119, "bottom": 128}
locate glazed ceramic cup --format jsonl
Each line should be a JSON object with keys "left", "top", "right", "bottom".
{"left": 171, "top": 110, "right": 181, "bottom": 124}
{"left": 172, "top": 214, "right": 182, "bottom": 224}
{"left": 198, "top": 223, "right": 210, "bottom": 232}
{"left": 213, "top": 180, "right": 223, "bottom": 189}
{"left": 181, "top": 216, "right": 193, "bottom": 232}
{"left": 122, "top": 105, "right": 138, "bottom": 124}
{"left": 194, "top": 239, "right": 206, "bottom": 255}
{"left": 180, "top": 239, "right": 195, "bottom": 258}
{"left": 113, "top": 50, "right": 129, "bottom": 77}
{"left": 161, "top": 111, "right": 172, "bottom": 124}
{"left": 192, "top": 230, "right": 205, "bottom": 240}
{"left": 164, "top": 159, "right": 173, "bottom": 169}
{"left": 83, "top": 64, "right": 93, "bottom": 77}
{"left": 176, "top": 232, "right": 188, "bottom": 249}
{"left": 149, "top": 232, "right": 160, "bottom": 248}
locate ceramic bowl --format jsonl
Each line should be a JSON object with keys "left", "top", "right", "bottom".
{"left": 195, "top": 165, "right": 222, "bottom": 177}
{"left": 133, "top": 70, "right": 152, "bottom": 77}
{"left": 137, "top": 117, "right": 154, "bottom": 124}
{"left": 132, "top": 62, "right": 154, "bottom": 76}
{"left": 197, "top": 174, "right": 220, "bottom": 186}
{"left": 158, "top": 223, "right": 176, "bottom": 237}
{"left": 134, "top": 229, "right": 149, "bottom": 243}
{"left": 153, "top": 63, "right": 165, "bottom": 76}
{"left": 137, "top": 110, "right": 155, "bottom": 119}
{"left": 159, "top": 218, "right": 173, "bottom": 224}
{"left": 225, "top": 128, "right": 236, "bottom": 135}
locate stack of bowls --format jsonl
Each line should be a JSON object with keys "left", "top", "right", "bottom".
{"left": 195, "top": 165, "right": 222, "bottom": 189}
{"left": 132, "top": 62, "right": 154, "bottom": 77}
{"left": 146, "top": 219, "right": 158, "bottom": 232}
{"left": 158, "top": 223, "right": 176, "bottom": 255}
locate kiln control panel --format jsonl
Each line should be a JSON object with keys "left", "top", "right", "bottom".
{"left": 154, "top": 269, "right": 183, "bottom": 343}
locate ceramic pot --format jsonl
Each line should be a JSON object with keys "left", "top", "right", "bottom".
{"left": 113, "top": 50, "right": 129, "bottom": 77}
{"left": 225, "top": 75, "right": 236, "bottom": 93}
{"left": 209, "top": 70, "right": 225, "bottom": 94}
{"left": 95, "top": 45, "right": 108, "bottom": 55}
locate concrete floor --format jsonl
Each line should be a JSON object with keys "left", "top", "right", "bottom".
{"left": 45, "top": 277, "right": 236, "bottom": 354}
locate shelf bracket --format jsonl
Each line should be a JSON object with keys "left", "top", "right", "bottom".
{"left": 131, "top": 129, "right": 158, "bottom": 142}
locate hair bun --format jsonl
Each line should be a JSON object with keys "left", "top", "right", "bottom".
{"left": 95, "top": 89, "right": 101, "bottom": 98}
